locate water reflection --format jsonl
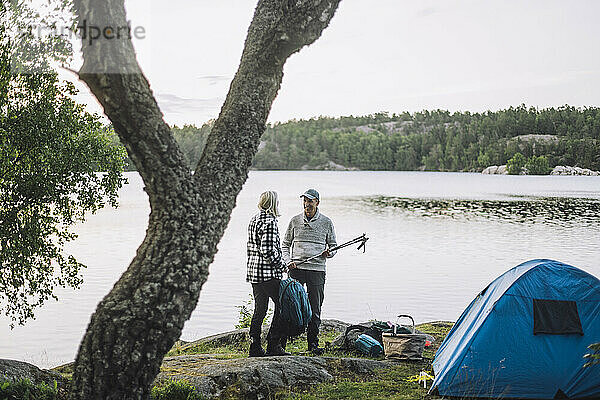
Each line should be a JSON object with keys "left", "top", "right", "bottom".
{"left": 363, "top": 196, "right": 600, "bottom": 227}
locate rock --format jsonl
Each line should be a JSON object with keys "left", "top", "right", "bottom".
{"left": 484, "top": 164, "right": 600, "bottom": 176}
{"left": 482, "top": 165, "right": 507, "bottom": 174}
{"left": 301, "top": 161, "right": 359, "bottom": 171}
{"left": 0, "top": 359, "right": 69, "bottom": 393}
{"left": 48, "top": 319, "right": 431, "bottom": 398}
{"left": 178, "top": 319, "right": 349, "bottom": 353}
{"left": 179, "top": 328, "right": 251, "bottom": 351}
{"left": 551, "top": 165, "right": 600, "bottom": 176}
{"left": 482, "top": 166, "right": 498, "bottom": 174}
{"left": 508, "top": 134, "right": 559, "bottom": 145}
{"left": 319, "top": 319, "right": 351, "bottom": 333}
{"left": 155, "top": 354, "right": 393, "bottom": 399}
{"left": 322, "top": 161, "right": 359, "bottom": 171}
{"left": 159, "top": 319, "right": 404, "bottom": 398}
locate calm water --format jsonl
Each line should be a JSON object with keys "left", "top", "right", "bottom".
{"left": 1, "top": 171, "right": 599, "bottom": 368}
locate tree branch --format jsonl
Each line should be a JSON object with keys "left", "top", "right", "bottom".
{"left": 73, "top": 0, "right": 190, "bottom": 206}
{"left": 192, "top": 0, "right": 341, "bottom": 236}
{"left": 69, "top": 1, "right": 341, "bottom": 398}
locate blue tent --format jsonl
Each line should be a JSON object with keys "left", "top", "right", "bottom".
{"left": 430, "top": 259, "right": 600, "bottom": 399}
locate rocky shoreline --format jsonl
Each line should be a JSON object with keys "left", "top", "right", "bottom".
{"left": 156, "top": 353, "right": 392, "bottom": 399}
{"left": 1, "top": 319, "right": 452, "bottom": 399}
{"left": 482, "top": 165, "right": 600, "bottom": 176}
{"left": 300, "top": 161, "right": 359, "bottom": 171}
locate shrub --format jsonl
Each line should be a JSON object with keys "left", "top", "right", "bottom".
{"left": 235, "top": 294, "right": 272, "bottom": 329}
{"left": 151, "top": 379, "right": 202, "bottom": 400}
{"left": 507, "top": 152, "right": 526, "bottom": 175}
{"left": 0, "top": 379, "right": 58, "bottom": 400}
{"left": 525, "top": 155, "right": 550, "bottom": 175}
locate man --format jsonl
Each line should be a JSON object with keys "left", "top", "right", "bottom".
{"left": 246, "top": 191, "right": 289, "bottom": 357}
{"left": 282, "top": 188, "right": 337, "bottom": 354}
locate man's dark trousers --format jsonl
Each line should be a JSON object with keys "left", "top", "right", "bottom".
{"left": 250, "top": 278, "right": 283, "bottom": 346}
{"left": 289, "top": 268, "right": 325, "bottom": 347}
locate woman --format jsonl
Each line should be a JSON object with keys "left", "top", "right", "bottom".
{"left": 246, "top": 191, "right": 288, "bottom": 357}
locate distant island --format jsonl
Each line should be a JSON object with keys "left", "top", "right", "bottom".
{"left": 111, "top": 105, "right": 600, "bottom": 174}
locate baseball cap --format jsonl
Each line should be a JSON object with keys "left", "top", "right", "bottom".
{"left": 300, "top": 189, "right": 320, "bottom": 200}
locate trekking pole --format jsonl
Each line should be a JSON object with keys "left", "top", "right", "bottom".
{"left": 294, "top": 233, "right": 369, "bottom": 266}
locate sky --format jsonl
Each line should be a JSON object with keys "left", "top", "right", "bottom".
{"left": 60, "top": 0, "right": 600, "bottom": 126}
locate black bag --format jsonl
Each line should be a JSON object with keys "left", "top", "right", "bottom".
{"left": 338, "top": 320, "right": 418, "bottom": 350}
{"left": 341, "top": 324, "right": 373, "bottom": 349}
{"left": 339, "top": 321, "right": 415, "bottom": 350}
{"left": 369, "top": 320, "right": 412, "bottom": 341}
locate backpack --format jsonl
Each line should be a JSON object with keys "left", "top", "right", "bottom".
{"left": 341, "top": 321, "right": 413, "bottom": 350}
{"left": 279, "top": 278, "right": 312, "bottom": 337}
{"left": 355, "top": 333, "right": 384, "bottom": 357}
{"left": 342, "top": 324, "right": 379, "bottom": 349}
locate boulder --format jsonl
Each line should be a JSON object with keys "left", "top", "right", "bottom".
{"left": 483, "top": 165, "right": 508, "bottom": 174}
{"left": 0, "top": 359, "right": 65, "bottom": 384}
{"left": 321, "top": 161, "right": 359, "bottom": 171}
{"left": 551, "top": 165, "right": 600, "bottom": 176}
{"left": 155, "top": 354, "right": 393, "bottom": 399}
{"left": 320, "top": 319, "right": 351, "bottom": 333}
{"left": 158, "top": 319, "right": 401, "bottom": 398}
{"left": 484, "top": 164, "right": 600, "bottom": 176}
{"left": 300, "top": 161, "right": 359, "bottom": 171}
{"left": 0, "top": 359, "right": 69, "bottom": 395}
{"left": 482, "top": 166, "right": 498, "bottom": 175}
{"left": 177, "top": 319, "right": 350, "bottom": 352}
{"left": 178, "top": 327, "right": 251, "bottom": 351}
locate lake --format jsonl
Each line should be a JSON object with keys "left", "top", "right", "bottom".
{"left": 1, "top": 171, "right": 599, "bottom": 368}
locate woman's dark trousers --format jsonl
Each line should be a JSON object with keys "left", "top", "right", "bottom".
{"left": 250, "top": 278, "right": 283, "bottom": 349}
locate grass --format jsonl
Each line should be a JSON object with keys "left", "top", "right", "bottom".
{"left": 164, "top": 321, "right": 454, "bottom": 400}
{"left": 151, "top": 379, "right": 203, "bottom": 400}
{"left": 167, "top": 341, "right": 247, "bottom": 359}
{"left": 51, "top": 321, "right": 454, "bottom": 400}
{"left": 270, "top": 322, "right": 453, "bottom": 400}
{"left": 416, "top": 321, "right": 454, "bottom": 359}
{"left": 274, "top": 364, "right": 431, "bottom": 400}
{"left": 0, "top": 379, "right": 61, "bottom": 400}
{"left": 166, "top": 326, "right": 345, "bottom": 359}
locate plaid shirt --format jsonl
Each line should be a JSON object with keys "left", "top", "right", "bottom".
{"left": 246, "top": 210, "right": 284, "bottom": 283}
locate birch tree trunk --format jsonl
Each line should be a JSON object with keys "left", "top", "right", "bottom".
{"left": 69, "top": 0, "right": 341, "bottom": 398}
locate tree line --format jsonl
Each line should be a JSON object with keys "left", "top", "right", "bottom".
{"left": 119, "top": 106, "right": 600, "bottom": 173}
{"left": 253, "top": 106, "right": 600, "bottom": 172}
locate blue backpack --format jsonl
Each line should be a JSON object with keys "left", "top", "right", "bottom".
{"left": 355, "top": 333, "right": 384, "bottom": 357}
{"left": 279, "top": 278, "right": 312, "bottom": 337}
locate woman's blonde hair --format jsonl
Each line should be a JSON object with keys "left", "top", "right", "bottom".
{"left": 258, "top": 191, "right": 280, "bottom": 217}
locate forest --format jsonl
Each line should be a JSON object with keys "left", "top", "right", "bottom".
{"left": 114, "top": 105, "right": 600, "bottom": 173}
